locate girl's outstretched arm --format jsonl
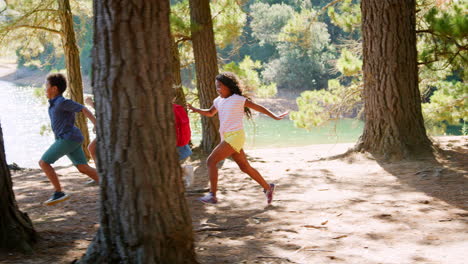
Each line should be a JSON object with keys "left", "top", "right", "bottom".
{"left": 245, "top": 100, "right": 288, "bottom": 120}
{"left": 187, "top": 104, "right": 218, "bottom": 117}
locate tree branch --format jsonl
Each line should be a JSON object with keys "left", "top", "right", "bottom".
{"left": 416, "top": 29, "right": 433, "bottom": 34}
{"left": 35, "top": 9, "right": 58, "bottom": 13}
{"left": 0, "top": 3, "right": 6, "bottom": 15}
{"left": 3, "top": 24, "right": 61, "bottom": 35}
{"left": 418, "top": 59, "right": 438, "bottom": 66}
{"left": 174, "top": 35, "right": 191, "bottom": 44}
{"left": 320, "top": 0, "right": 345, "bottom": 15}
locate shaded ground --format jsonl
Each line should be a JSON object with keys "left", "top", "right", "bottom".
{"left": 0, "top": 136, "right": 467, "bottom": 264}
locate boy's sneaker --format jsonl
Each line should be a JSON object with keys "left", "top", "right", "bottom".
{"left": 264, "top": 184, "right": 275, "bottom": 204}
{"left": 183, "top": 165, "right": 194, "bottom": 187}
{"left": 44, "top": 191, "right": 70, "bottom": 206}
{"left": 198, "top": 192, "right": 218, "bottom": 204}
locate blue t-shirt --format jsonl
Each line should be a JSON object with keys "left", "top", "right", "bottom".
{"left": 48, "top": 95, "right": 84, "bottom": 142}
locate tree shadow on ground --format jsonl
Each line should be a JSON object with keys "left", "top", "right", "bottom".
{"left": 377, "top": 147, "right": 468, "bottom": 211}
{"left": 186, "top": 152, "right": 310, "bottom": 264}
{"left": 1, "top": 166, "right": 99, "bottom": 263}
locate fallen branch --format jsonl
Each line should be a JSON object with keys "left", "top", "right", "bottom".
{"left": 257, "top": 256, "right": 298, "bottom": 263}
{"left": 186, "top": 188, "right": 209, "bottom": 194}
{"left": 195, "top": 227, "right": 228, "bottom": 232}
{"left": 195, "top": 225, "right": 243, "bottom": 232}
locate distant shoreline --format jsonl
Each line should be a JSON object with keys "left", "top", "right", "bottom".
{"left": 0, "top": 61, "right": 92, "bottom": 93}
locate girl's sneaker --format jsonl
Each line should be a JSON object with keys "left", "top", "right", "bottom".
{"left": 264, "top": 184, "right": 275, "bottom": 204}
{"left": 84, "top": 179, "right": 98, "bottom": 186}
{"left": 198, "top": 192, "right": 218, "bottom": 204}
{"left": 44, "top": 191, "right": 70, "bottom": 206}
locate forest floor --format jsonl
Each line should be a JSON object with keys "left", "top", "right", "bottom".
{"left": 0, "top": 136, "right": 467, "bottom": 264}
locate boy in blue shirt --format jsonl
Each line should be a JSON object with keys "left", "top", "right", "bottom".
{"left": 39, "top": 73, "right": 99, "bottom": 205}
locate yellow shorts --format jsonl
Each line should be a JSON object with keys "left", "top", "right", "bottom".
{"left": 223, "top": 129, "right": 245, "bottom": 153}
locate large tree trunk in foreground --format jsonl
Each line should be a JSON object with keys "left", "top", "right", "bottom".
{"left": 57, "top": 0, "right": 91, "bottom": 160}
{"left": 357, "top": 0, "right": 433, "bottom": 160}
{"left": 78, "top": 0, "right": 197, "bottom": 263}
{"left": 0, "top": 123, "right": 36, "bottom": 254}
{"left": 189, "top": 0, "right": 220, "bottom": 153}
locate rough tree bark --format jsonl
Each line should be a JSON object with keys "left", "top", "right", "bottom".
{"left": 189, "top": 0, "right": 220, "bottom": 153}
{"left": 356, "top": 0, "right": 433, "bottom": 160}
{"left": 0, "top": 123, "right": 36, "bottom": 254}
{"left": 78, "top": 0, "right": 197, "bottom": 263}
{"left": 172, "top": 36, "right": 187, "bottom": 106}
{"left": 57, "top": 0, "right": 91, "bottom": 160}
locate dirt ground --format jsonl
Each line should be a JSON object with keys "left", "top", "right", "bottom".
{"left": 0, "top": 136, "right": 466, "bottom": 264}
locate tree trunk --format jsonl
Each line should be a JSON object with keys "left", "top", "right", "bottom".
{"left": 79, "top": 1, "right": 197, "bottom": 263}
{"left": 0, "top": 123, "right": 36, "bottom": 254}
{"left": 189, "top": 0, "right": 220, "bottom": 153}
{"left": 357, "top": 0, "right": 433, "bottom": 160}
{"left": 172, "top": 36, "right": 187, "bottom": 106}
{"left": 57, "top": 0, "right": 91, "bottom": 160}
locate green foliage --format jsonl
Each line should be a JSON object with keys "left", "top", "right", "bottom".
{"left": 170, "top": 0, "right": 191, "bottom": 39}
{"left": 249, "top": 3, "right": 294, "bottom": 45}
{"left": 418, "top": 1, "right": 467, "bottom": 78}
{"left": 327, "top": 0, "right": 360, "bottom": 33}
{"left": 290, "top": 0, "right": 466, "bottom": 136}
{"left": 336, "top": 48, "right": 361, "bottom": 76}
{"left": 212, "top": 0, "right": 246, "bottom": 49}
{"left": 171, "top": 0, "right": 246, "bottom": 67}
{"left": 290, "top": 89, "right": 339, "bottom": 128}
{"left": 290, "top": 77, "right": 362, "bottom": 129}
{"left": 221, "top": 56, "right": 277, "bottom": 98}
{"left": 39, "top": 124, "right": 51, "bottom": 136}
{"left": 422, "top": 81, "right": 467, "bottom": 134}
{"left": 1, "top": 0, "right": 93, "bottom": 73}
{"left": 262, "top": 45, "right": 333, "bottom": 90}
{"left": 249, "top": 5, "right": 335, "bottom": 90}
{"left": 256, "top": 83, "right": 278, "bottom": 99}
{"left": 278, "top": 9, "right": 321, "bottom": 49}
{"left": 251, "top": 0, "right": 312, "bottom": 10}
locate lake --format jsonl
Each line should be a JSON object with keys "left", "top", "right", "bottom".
{"left": 0, "top": 80, "right": 363, "bottom": 168}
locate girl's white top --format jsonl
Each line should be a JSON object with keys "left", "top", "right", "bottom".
{"left": 213, "top": 94, "right": 246, "bottom": 134}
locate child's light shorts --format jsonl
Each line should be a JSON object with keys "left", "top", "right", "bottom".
{"left": 223, "top": 129, "right": 245, "bottom": 153}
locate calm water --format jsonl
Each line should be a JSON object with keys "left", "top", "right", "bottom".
{"left": 0, "top": 80, "right": 363, "bottom": 168}
{"left": 190, "top": 116, "right": 363, "bottom": 149}
{"left": 0, "top": 80, "right": 73, "bottom": 168}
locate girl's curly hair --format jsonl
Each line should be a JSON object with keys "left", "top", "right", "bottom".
{"left": 215, "top": 72, "right": 252, "bottom": 119}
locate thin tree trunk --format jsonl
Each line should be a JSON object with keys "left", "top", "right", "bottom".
{"left": 172, "top": 36, "right": 186, "bottom": 106}
{"left": 357, "top": 0, "right": 433, "bottom": 160}
{"left": 0, "top": 123, "right": 36, "bottom": 254}
{"left": 79, "top": 1, "right": 197, "bottom": 263}
{"left": 189, "top": 0, "right": 220, "bottom": 153}
{"left": 57, "top": 0, "right": 91, "bottom": 160}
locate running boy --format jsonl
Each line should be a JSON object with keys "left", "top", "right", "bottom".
{"left": 188, "top": 72, "right": 288, "bottom": 204}
{"left": 39, "top": 73, "right": 99, "bottom": 205}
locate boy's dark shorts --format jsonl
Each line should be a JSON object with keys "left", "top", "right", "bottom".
{"left": 41, "top": 139, "right": 87, "bottom": 165}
